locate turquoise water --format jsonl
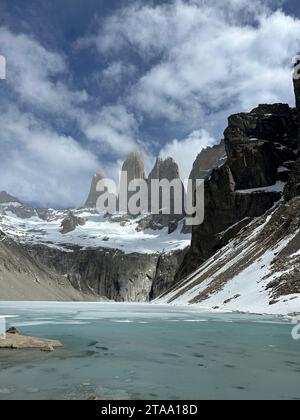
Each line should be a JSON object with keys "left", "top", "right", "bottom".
{"left": 0, "top": 302, "right": 299, "bottom": 400}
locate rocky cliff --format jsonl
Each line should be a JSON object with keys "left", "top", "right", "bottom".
{"left": 0, "top": 230, "right": 93, "bottom": 301}
{"left": 189, "top": 142, "right": 226, "bottom": 182}
{"left": 294, "top": 56, "right": 300, "bottom": 144}
{"left": 26, "top": 244, "right": 186, "bottom": 302}
{"left": 176, "top": 102, "right": 299, "bottom": 281}
{"left": 157, "top": 193, "right": 300, "bottom": 314}
{"left": 0, "top": 191, "right": 36, "bottom": 219}
{"left": 84, "top": 172, "right": 106, "bottom": 208}
{"left": 0, "top": 200, "right": 190, "bottom": 302}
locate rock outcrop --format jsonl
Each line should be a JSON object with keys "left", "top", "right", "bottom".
{"left": 0, "top": 191, "right": 36, "bottom": 219}
{"left": 0, "top": 329, "right": 62, "bottom": 350}
{"left": 150, "top": 249, "right": 188, "bottom": 299}
{"left": 189, "top": 141, "right": 227, "bottom": 182}
{"left": 225, "top": 104, "right": 298, "bottom": 189}
{"left": 148, "top": 157, "right": 185, "bottom": 215}
{"left": 84, "top": 172, "right": 106, "bottom": 208}
{"left": 121, "top": 150, "right": 145, "bottom": 182}
{"left": 60, "top": 212, "right": 86, "bottom": 234}
{"left": 284, "top": 159, "right": 300, "bottom": 201}
{"left": 176, "top": 102, "right": 299, "bottom": 281}
{"left": 26, "top": 244, "right": 186, "bottom": 303}
{"left": 148, "top": 157, "right": 180, "bottom": 183}
{"left": 0, "top": 230, "right": 94, "bottom": 301}
{"left": 294, "top": 56, "right": 300, "bottom": 144}
{"left": 119, "top": 150, "right": 146, "bottom": 213}
{"left": 158, "top": 196, "right": 300, "bottom": 313}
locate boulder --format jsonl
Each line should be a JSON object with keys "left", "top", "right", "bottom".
{"left": 6, "top": 327, "right": 19, "bottom": 335}
{"left": 60, "top": 212, "right": 86, "bottom": 234}
{"left": 0, "top": 332, "right": 62, "bottom": 350}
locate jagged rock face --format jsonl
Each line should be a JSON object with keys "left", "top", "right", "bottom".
{"left": 176, "top": 101, "right": 299, "bottom": 281}
{"left": 176, "top": 163, "right": 282, "bottom": 280}
{"left": 0, "top": 191, "right": 36, "bottom": 219}
{"left": 121, "top": 150, "right": 145, "bottom": 183}
{"left": 148, "top": 157, "right": 180, "bottom": 181}
{"left": 0, "top": 230, "right": 87, "bottom": 301}
{"left": 84, "top": 172, "right": 105, "bottom": 208}
{"left": 60, "top": 212, "right": 86, "bottom": 234}
{"left": 284, "top": 160, "right": 300, "bottom": 201}
{"left": 148, "top": 157, "right": 185, "bottom": 218}
{"left": 26, "top": 245, "right": 184, "bottom": 302}
{"left": 294, "top": 57, "right": 300, "bottom": 144}
{"left": 225, "top": 104, "right": 298, "bottom": 189}
{"left": 0, "top": 191, "right": 19, "bottom": 204}
{"left": 159, "top": 197, "right": 300, "bottom": 311}
{"left": 119, "top": 150, "right": 146, "bottom": 213}
{"left": 150, "top": 249, "right": 188, "bottom": 300}
{"left": 189, "top": 142, "right": 227, "bottom": 181}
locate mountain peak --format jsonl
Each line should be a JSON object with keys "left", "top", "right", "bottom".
{"left": 0, "top": 191, "right": 20, "bottom": 204}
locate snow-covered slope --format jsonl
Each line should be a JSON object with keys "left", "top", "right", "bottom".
{"left": 0, "top": 209, "right": 190, "bottom": 255}
{"left": 157, "top": 198, "right": 300, "bottom": 315}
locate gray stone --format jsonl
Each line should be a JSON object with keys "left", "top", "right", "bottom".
{"left": 189, "top": 141, "right": 227, "bottom": 182}
{"left": 0, "top": 191, "right": 36, "bottom": 219}
{"left": 60, "top": 212, "right": 86, "bottom": 234}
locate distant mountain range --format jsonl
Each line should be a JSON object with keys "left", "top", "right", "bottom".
{"left": 0, "top": 71, "right": 300, "bottom": 315}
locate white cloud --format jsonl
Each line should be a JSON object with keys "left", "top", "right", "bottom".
{"left": 0, "top": 27, "right": 88, "bottom": 113}
{"left": 0, "top": 106, "right": 100, "bottom": 207}
{"left": 87, "top": 0, "right": 300, "bottom": 134}
{"left": 81, "top": 104, "right": 140, "bottom": 156}
{"left": 0, "top": 28, "right": 142, "bottom": 206}
{"left": 159, "top": 129, "right": 215, "bottom": 181}
{"left": 100, "top": 61, "right": 137, "bottom": 87}
{"left": 1, "top": 1, "right": 300, "bottom": 208}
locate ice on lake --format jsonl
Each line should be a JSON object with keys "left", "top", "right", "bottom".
{"left": 0, "top": 302, "right": 299, "bottom": 400}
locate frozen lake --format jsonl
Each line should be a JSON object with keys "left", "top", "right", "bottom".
{"left": 0, "top": 302, "right": 299, "bottom": 400}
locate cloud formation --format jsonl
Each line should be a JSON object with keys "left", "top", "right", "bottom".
{"left": 1, "top": 0, "right": 300, "bottom": 207}
{"left": 159, "top": 129, "right": 215, "bottom": 181}
{"left": 89, "top": 0, "right": 300, "bottom": 133}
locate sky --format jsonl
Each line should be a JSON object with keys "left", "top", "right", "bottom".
{"left": 0, "top": 0, "right": 300, "bottom": 208}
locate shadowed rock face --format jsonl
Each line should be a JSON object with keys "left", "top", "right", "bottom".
{"left": 27, "top": 245, "right": 185, "bottom": 303}
{"left": 0, "top": 230, "right": 90, "bottom": 301}
{"left": 0, "top": 191, "right": 19, "bottom": 204}
{"left": 189, "top": 142, "right": 227, "bottom": 182}
{"left": 176, "top": 102, "right": 299, "bottom": 281}
{"left": 148, "top": 157, "right": 185, "bottom": 216}
{"left": 121, "top": 150, "right": 145, "bottom": 184}
{"left": 119, "top": 150, "right": 146, "bottom": 213}
{"left": 148, "top": 157, "right": 180, "bottom": 182}
{"left": 84, "top": 172, "right": 106, "bottom": 208}
{"left": 225, "top": 104, "right": 298, "bottom": 189}
{"left": 60, "top": 212, "right": 86, "bottom": 234}
{"left": 294, "top": 57, "right": 300, "bottom": 144}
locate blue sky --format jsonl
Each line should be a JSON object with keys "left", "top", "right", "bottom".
{"left": 0, "top": 0, "right": 300, "bottom": 207}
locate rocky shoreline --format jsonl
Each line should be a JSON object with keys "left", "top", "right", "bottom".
{"left": 0, "top": 327, "right": 62, "bottom": 351}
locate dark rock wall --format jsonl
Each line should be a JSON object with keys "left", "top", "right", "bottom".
{"left": 27, "top": 245, "right": 186, "bottom": 302}
{"left": 176, "top": 102, "right": 299, "bottom": 281}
